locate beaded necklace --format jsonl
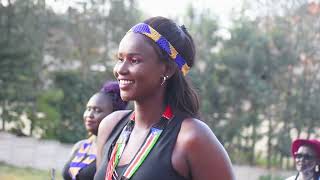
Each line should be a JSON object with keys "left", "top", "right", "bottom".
{"left": 105, "top": 106, "right": 173, "bottom": 180}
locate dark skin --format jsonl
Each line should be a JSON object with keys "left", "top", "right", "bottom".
{"left": 294, "top": 146, "right": 319, "bottom": 180}
{"left": 70, "top": 93, "right": 113, "bottom": 155}
{"left": 83, "top": 93, "right": 113, "bottom": 136}
{"left": 63, "top": 93, "right": 114, "bottom": 180}
{"left": 96, "top": 33, "right": 235, "bottom": 180}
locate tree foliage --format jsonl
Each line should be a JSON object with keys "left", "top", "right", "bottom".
{"left": 0, "top": 0, "right": 319, "bottom": 167}
{"left": 0, "top": 0, "right": 140, "bottom": 142}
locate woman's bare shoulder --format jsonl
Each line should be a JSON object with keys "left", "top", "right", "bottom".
{"left": 96, "top": 110, "right": 132, "bottom": 167}
{"left": 177, "top": 118, "right": 235, "bottom": 180}
{"left": 98, "top": 110, "right": 132, "bottom": 133}
{"left": 179, "top": 117, "right": 230, "bottom": 158}
{"left": 98, "top": 110, "right": 132, "bottom": 145}
{"left": 179, "top": 118, "right": 217, "bottom": 144}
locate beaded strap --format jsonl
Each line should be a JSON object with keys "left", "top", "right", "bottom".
{"left": 105, "top": 106, "right": 173, "bottom": 180}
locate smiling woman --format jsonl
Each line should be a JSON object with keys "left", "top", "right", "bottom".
{"left": 62, "top": 81, "right": 128, "bottom": 180}
{"left": 286, "top": 139, "right": 320, "bottom": 180}
{"left": 94, "top": 16, "right": 235, "bottom": 180}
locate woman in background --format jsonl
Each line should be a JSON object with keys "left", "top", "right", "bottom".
{"left": 62, "top": 81, "right": 128, "bottom": 180}
{"left": 286, "top": 139, "right": 320, "bottom": 180}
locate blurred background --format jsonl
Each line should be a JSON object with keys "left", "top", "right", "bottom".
{"left": 0, "top": 0, "right": 319, "bottom": 179}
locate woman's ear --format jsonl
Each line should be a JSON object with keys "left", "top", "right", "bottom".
{"left": 164, "top": 61, "right": 177, "bottom": 78}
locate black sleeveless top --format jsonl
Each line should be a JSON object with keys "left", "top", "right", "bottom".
{"left": 94, "top": 111, "right": 189, "bottom": 180}
{"left": 62, "top": 146, "right": 96, "bottom": 180}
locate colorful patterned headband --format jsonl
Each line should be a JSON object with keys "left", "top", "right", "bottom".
{"left": 128, "top": 23, "right": 190, "bottom": 76}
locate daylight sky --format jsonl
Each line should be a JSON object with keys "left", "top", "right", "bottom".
{"left": 44, "top": 0, "right": 243, "bottom": 27}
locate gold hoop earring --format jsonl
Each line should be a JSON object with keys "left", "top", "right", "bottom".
{"left": 161, "top": 75, "right": 169, "bottom": 86}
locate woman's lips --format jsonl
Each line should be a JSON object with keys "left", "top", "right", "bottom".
{"left": 85, "top": 120, "right": 97, "bottom": 127}
{"left": 119, "top": 79, "right": 134, "bottom": 89}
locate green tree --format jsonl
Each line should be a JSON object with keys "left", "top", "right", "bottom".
{"left": 0, "top": 0, "right": 47, "bottom": 135}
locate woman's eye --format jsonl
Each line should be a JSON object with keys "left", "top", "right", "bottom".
{"left": 130, "top": 57, "right": 140, "bottom": 64}
{"left": 117, "top": 57, "right": 124, "bottom": 62}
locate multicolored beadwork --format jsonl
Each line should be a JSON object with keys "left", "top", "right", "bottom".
{"left": 128, "top": 23, "right": 190, "bottom": 76}
{"left": 69, "top": 135, "right": 97, "bottom": 180}
{"left": 105, "top": 106, "right": 174, "bottom": 180}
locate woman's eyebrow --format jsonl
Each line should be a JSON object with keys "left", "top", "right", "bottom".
{"left": 118, "top": 51, "right": 143, "bottom": 56}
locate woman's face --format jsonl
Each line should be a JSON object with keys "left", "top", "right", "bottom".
{"left": 294, "top": 145, "right": 317, "bottom": 173}
{"left": 83, "top": 93, "right": 113, "bottom": 135}
{"left": 114, "top": 33, "right": 165, "bottom": 102}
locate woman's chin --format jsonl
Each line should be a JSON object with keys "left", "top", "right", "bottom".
{"left": 297, "top": 165, "right": 315, "bottom": 173}
{"left": 85, "top": 127, "right": 96, "bottom": 134}
{"left": 120, "top": 93, "right": 134, "bottom": 102}
{"left": 88, "top": 130, "right": 97, "bottom": 135}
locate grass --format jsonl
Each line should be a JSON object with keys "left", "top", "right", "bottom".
{"left": 0, "top": 162, "right": 63, "bottom": 180}
{"left": 259, "top": 175, "right": 284, "bottom": 180}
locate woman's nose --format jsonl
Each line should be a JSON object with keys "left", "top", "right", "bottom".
{"left": 91, "top": 110, "right": 96, "bottom": 116}
{"left": 86, "top": 110, "right": 94, "bottom": 118}
{"left": 115, "top": 60, "right": 129, "bottom": 76}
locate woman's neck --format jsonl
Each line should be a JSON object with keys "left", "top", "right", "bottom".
{"left": 299, "top": 171, "right": 314, "bottom": 180}
{"left": 89, "top": 134, "right": 97, "bottom": 142}
{"left": 133, "top": 98, "right": 166, "bottom": 130}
